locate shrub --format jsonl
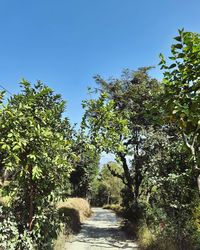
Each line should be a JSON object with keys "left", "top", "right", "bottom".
{"left": 0, "top": 205, "right": 34, "bottom": 250}
{"left": 0, "top": 204, "right": 63, "bottom": 250}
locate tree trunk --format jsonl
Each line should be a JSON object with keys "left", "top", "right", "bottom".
{"left": 197, "top": 175, "right": 200, "bottom": 194}
{"left": 28, "top": 165, "right": 34, "bottom": 231}
{"left": 182, "top": 132, "right": 200, "bottom": 193}
{"left": 118, "top": 152, "right": 133, "bottom": 191}
{"left": 134, "top": 156, "right": 143, "bottom": 200}
{"left": 107, "top": 195, "right": 110, "bottom": 205}
{"left": 190, "top": 146, "right": 200, "bottom": 194}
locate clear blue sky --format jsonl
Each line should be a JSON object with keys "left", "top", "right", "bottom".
{"left": 0, "top": 0, "right": 200, "bottom": 126}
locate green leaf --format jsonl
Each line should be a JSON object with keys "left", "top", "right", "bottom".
{"left": 177, "top": 53, "right": 185, "bottom": 58}
{"left": 1, "top": 144, "right": 7, "bottom": 150}
{"left": 28, "top": 154, "right": 36, "bottom": 161}
{"left": 7, "top": 133, "right": 13, "bottom": 138}
{"left": 174, "top": 43, "right": 183, "bottom": 49}
{"left": 174, "top": 36, "right": 182, "bottom": 42}
{"left": 32, "top": 166, "right": 42, "bottom": 179}
{"left": 13, "top": 145, "right": 21, "bottom": 151}
{"left": 169, "top": 63, "right": 176, "bottom": 69}
{"left": 172, "top": 109, "right": 178, "bottom": 114}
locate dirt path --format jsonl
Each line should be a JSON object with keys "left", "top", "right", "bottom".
{"left": 65, "top": 207, "right": 138, "bottom": 250}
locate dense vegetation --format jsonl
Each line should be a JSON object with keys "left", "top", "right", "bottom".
{"left": 82, "top": 30, "right": 200, "bottom": 249}
{"left": 90, "top": 162, "right": 125, "bottom": 206}
{"left": 0, "top": 82, "right": 98, "bottom": 249}
{"left": 1, "top": 29, "right": 200, "bottom": 249}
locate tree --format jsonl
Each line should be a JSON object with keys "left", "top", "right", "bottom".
{"left": 0, "top": 81, "right": 74, "bottom": 233}
{"left": 70, "top": 132, "right": 100, "bottom": 198}
{"left": 159, "top": 29, "right": 200, "bottom": 192}
{"left": 101, "top": 162, "right": 124, "bottom": 204}
{"left": 82, "top": 67, "right": 161, "bottom": 209}
{"left": 90, "top": 162, "right": 124, "bottom": 206}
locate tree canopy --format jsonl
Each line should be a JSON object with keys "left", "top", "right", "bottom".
{"left": 159, "top": 29, "right": 200, "bottom": 192}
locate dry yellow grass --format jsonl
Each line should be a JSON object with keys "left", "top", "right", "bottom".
{"left": 57, "top": 197, "right": 92, "bottom": 223}
{"left": 138, "top": 225, "right": 155, "bottom": 249}
{"left": 54, "top": 198, "right": 91, "bottom": 250}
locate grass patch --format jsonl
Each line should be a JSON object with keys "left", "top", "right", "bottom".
{"left": 54, "top": 198, "right": 91, "bottom": 250}
{"left": 57, "top": 198, "right": 92, "bottom": 223}
{"left": 138, "top": 224, "right": 155, "bottom": 249}
{"left": 137, "top": 222, "right": 195, "bottom": 250}
{"left": 103, "top": 204, "right": 124, "bottom": 216}
{"left": 58, "top": 207, "right": 81, "bottom": 234}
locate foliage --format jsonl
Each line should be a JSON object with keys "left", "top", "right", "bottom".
{"left": 83, "top": 50, "right": 200, "bottom": 247}
{"left": 0, "top": 81, "right": 75, "bottom": 248}
{"left": 90, "top": 162, "right": 124, "bottom": 206}
{"left": 100, "top": 162, "right": 124, "bottom": 203}
{"left": 137, "top": 29, "right": 200, "bottom": 249}
{"left": 2, "top": 29, "right": 200, "bottom": 249}
{"left": 70, "top": 132, "right": 100, "bottom": 198}
{"left": 82, "top": 68, "right": 161, "bottom": 211}
{"left": 159, "top": 29, "right": 200, "bottom": 192}
{"left": 0, "top": 205, "right": 34, "bottom": 249}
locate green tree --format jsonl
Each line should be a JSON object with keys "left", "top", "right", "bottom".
{"left": 91, "top": 162, "right": 124, "bottom": 206}
{"left": 70, "top": 132, "right": 100, "bottom": 198}
{"left": 142, "top": 125, "right": 199, "bottom": 249}
{"left": 159, "top": 29, "right": 200, "bottom": 192}
{"left": 101, "top": 162, "right": 124, "bottom": 204}
{"left": 0, "top": 81, "right": 74, "bottom": 233}
{"left": 82, "top": 67, "right": 161, "bottom": 209}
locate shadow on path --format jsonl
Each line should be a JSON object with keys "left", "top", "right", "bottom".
{"left": 65, "top": 207, "right": 138, "bottom": 250}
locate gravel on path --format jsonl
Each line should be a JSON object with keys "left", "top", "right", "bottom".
{"left": 65, "top": 207, "right": 138, "bottom": 250}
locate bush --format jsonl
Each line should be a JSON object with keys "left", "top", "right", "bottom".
{"left": 137, "top": 208, "right": 199, "bottom": 250}
{"left": 0, "top": 198, "right": 91, "bottom": 250}
{"left": 0, "top": 204, "right": 64, "bottom": 250}
{"left": 138, "top": 224, "right": 155, "bottom": 249}
{"left": 0, "top": 205, "right": 34, "bottom": 250}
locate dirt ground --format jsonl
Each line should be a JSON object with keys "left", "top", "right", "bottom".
{"left": 65, "top": 207, "right": 138, "bottom": 250}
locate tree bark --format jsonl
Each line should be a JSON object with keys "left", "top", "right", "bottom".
{"left": 182, "top": 132, "right": 200, "bottom": 193}
{"left": 28, "top": 165, "right": 34, "bottom": 231}
{"left": 190, "top": 146, "right": 200, "bottom": 194}
{"left": 117, "top": 152, "right": 133, "bottom": 192}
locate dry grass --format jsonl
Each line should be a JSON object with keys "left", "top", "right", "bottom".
{"left": 57, "top": 198, "right": 92, "bottom": 223}
{"left": 54, "top": 198, "right": 91, "bottom": 250}
{"left": 137, "top": 224, "right": 193, "bottom": 250}
{"left": 138, "top": 225, "right": 155, "bottom": 249}
{"left": 103, "top": 203, "right": 124, "bottom": 216}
